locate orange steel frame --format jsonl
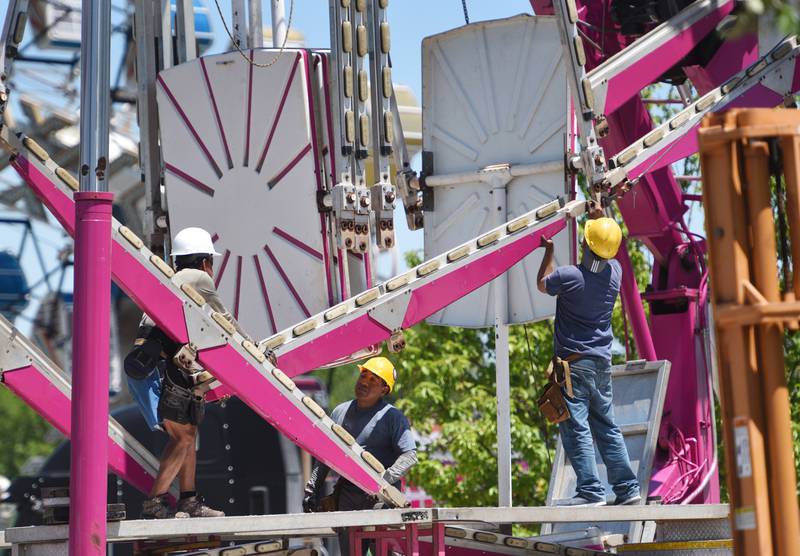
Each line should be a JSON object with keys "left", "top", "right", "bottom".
{"left": 699, "top": 108, "right": 800, "bottom": 556}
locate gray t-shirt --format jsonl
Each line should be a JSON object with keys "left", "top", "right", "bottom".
{"left": 543, "top": 259, "right": 622, "bottom": 361}
{"left": 332, "top": 399, "right": 416, "bottom": 491}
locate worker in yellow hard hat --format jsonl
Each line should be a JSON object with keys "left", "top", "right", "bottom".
{"left": 302, "top": 356, "right": 417, "bottom": 553}
{"left": 536, "top": 212, "right": 641, "bottom": 508}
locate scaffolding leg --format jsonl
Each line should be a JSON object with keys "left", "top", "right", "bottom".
{"left": 404, "top": 523, "right": 420, "bottom": 556}
{"left": 431, "top": 523, "right": 446, "bottom": 556}
{"left": 351, "top": 527, "right": 362, "bottom": 556}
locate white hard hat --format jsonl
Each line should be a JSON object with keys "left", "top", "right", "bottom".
{"left": 170, "top": 227, "right": 221, "bottom": 258}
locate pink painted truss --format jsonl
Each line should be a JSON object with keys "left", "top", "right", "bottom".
{"left": 2, "top": 126, "right": 577, "bottom": 505}
{"left": 0, "top": 315, "right": 169, "bottom": 499}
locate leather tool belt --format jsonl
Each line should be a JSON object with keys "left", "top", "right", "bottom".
{"left": 537, "top": 354, "right": 579, "bottom": 424}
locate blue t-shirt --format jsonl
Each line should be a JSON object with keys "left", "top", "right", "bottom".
{"left": 543, "top": 259, "right": 622, "bottom": 361}
{"left": 331, "top": 399, "right": 416, "bottom": 489}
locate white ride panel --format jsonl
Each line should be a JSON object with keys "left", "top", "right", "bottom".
{"left": 157, "top": 49, "right": 335, "bottom": 338}
{"left": 422, "top": 14, "right": 572, "bottom": 327}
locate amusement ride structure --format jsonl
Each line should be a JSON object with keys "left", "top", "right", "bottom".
{"left": 0, "top": 0, "right": 798, "bottom": 554}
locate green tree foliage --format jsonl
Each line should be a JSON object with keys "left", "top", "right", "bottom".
{"left": 783, "top": 330, "right": 800, "bottom": 484}
{"left": 0, "top": 387, "right": 56, "bottom": 477}
{"left": 391, "top": 293, "right": 557, "bottom": 506}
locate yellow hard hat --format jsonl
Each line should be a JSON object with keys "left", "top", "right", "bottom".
{"left": 584, "top": 217, "right": 623, "bottom": 259}
{"left": 359, "top": 356, "right": 396, "bottom": 393}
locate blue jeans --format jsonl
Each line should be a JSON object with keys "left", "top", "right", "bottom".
{"left": 558, "top": 357, "right": 639, "bottom": 502}
{"left": 127, "top": 371, "right": 163, "bottom": 432}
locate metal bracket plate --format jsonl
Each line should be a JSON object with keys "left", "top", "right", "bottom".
{"left": 367, "top": 289, "right": 412, "bottom": 332}
{"left": 0, "top": 319, "right": 34, "bottom": 376}
{"left": 182, "top": 304, "right": 231, "bottom": 352}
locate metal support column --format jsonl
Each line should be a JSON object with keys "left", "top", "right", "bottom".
{"left": 232, "top": 0, "right": 247, "bottom": 49}
{"left": 269, "top": 0, "right": 285, "bottom": 48}
{"left": 551, "top": 0, "right": 609, "bottom": 198}
{"left": 0, "top": 0, "right": 30, "bottom": 115}
{"left": 248, "top": 0, "right": 263, "bottom": 48}
{"left": 616, "top": 239, "right": 657, "bottom": 360}
{"left": 487, "top": 165, "right": 513, "bottom": 506}
{"left": 160, "top": 0, "right": 173, "bottom": 69}
{"left": 134, "top": 0, "right": 167, "bottom": 254}
{"left": 175, "top": 0, "right": 197, "bottom": 63}
{"left": 367, "top": 0, "right": 396, "bottom": 250}
{"left": 350, "top": 0, "right": 371, "bottom": 253}
{"left": 70, "top": 1, "right": 113, "bottom": 554}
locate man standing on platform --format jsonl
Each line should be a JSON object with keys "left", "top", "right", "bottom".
{"left": 537, "top": 214, "right": 641, "bottom": 507}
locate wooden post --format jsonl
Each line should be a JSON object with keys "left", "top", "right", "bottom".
{"left": 699, "top": 108, "right": 800, "bottom": 556}
{"left": 699, "top": 111, "right": 773, "bottom": 555}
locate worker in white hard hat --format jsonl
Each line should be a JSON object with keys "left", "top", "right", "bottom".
{"left": 124, "top": 227, "right": 250, "bottom": 519}
{"left": 537, "top": 210, "right": 641, "bottom": 507}
{"left": 302, "top": 356, "right": 417, "bottom": 554}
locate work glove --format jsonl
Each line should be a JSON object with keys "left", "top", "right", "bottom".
{"left": 302, "top": 489, "right": 318, "bottom": 513}
{"left": 263, "top": 347, "right": 278, "bottom": 367}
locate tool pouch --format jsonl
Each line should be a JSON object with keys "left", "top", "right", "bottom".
{"left": 318, "top": 480, "right": 344, "bottom": 512}
{"left": 189, "top": 394, "right": 206, "bottom": 426}
{"left": 124, "top": 337, "right": 161, "bottom": 380}
{"left": 537, "top": 356, "right": 574, "bottom": 424}
{"left": 172, "top": 343, "right": 198, "bottom": 373}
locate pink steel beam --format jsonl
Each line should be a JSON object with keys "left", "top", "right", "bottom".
{"left": 585, "top": 0, "right": 734, "bottom": 117}
{"left": 616, "top": 240, "right": 657, "bottom": 361}
{"left": 1, "top": 366, "right": 161, "bottom": 497}
{"left": 276, "top": 219, "right": 567, "bottom": 376}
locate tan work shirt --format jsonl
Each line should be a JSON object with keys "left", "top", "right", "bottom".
{"left": 140, "top": 268, "right": 251, "bottom": 341}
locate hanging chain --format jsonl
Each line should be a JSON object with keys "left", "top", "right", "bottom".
{"left": 461, "top": 0, "right": 470, "bottom": 24}
{"left": 524, "top": 324, "right": 553, "bottom": 468}
{"left": 212, "top": 0, "right": 295, "bottom": 68}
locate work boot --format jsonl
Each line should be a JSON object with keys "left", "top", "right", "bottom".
{"left": 141, "top": 494, "right": 184, "bottom": 519}
{"left": 613, "top": 493, "right": 642, "bottom": 506}
{"left": 176, "top": 495, "right": 225, "bottom": 518}
{"left": 553, "top": 495, "right": 607, "bottom": 507}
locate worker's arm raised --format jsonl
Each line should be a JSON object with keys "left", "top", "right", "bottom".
{"left": 537, "top": 236, "right": 555, "bottom": 294}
